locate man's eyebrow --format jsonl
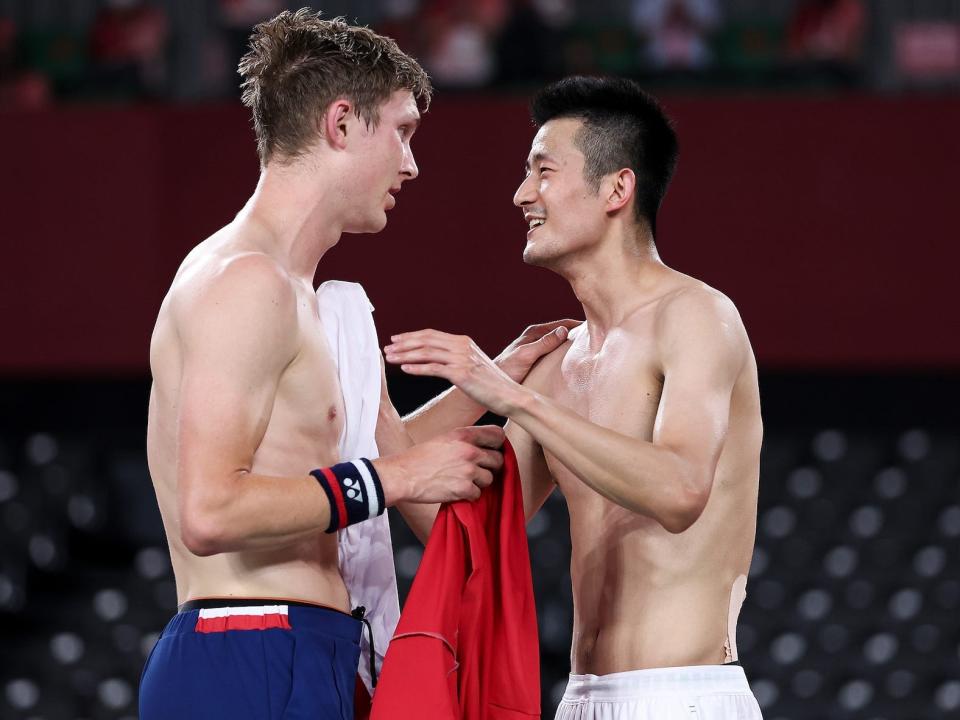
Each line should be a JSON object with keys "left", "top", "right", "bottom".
{"left": 524, "top": 151, "right": 553, "bottom": 171}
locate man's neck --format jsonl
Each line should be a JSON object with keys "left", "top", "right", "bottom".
{"left": 562, "top": 230, "right": 669, "bottom": 344}
{"left": 236, "top": 160, "right": 346, "bottom": 282}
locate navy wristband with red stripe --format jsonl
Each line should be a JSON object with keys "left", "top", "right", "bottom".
{"left": 310, "top": 459, "right": 385, "bottom": 533}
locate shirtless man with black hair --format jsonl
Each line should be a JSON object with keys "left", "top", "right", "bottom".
{"left": 386, "top": 76, "right": 764, "bottom": 719}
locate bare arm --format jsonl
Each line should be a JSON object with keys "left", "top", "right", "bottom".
{"left": 175, "top": 255, "right": 334, "bottom": 556}
{"left": 175, "top": 256, "right": 506, "bottom": 557}
{"left": 505, "top": 419, "right": 555, "bottom": 522}
{"left": 386, "top": 290, "right": 748, "bottom": 533}
{"left": 374, "top": 355, "right": 440, "bottom": 544}
{"left": 378, "top": 337, "right": 566, "bottom": 542}
{"left": 401, "top": 320, "right": 579, "bottom": 443}
{"left": 504, "top": 346, "right": 559, "bottom": 522}
{"left": 510, "top": 292, "right": 745, "bottom": 532}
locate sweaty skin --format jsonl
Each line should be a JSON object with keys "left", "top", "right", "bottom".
{"left": 145, "top": 89, "right": 533, "bottom": 610}
{"left": 382, "top": 112, "right": 765, "bottom": 676}
{"left": 147, "top": 230, "right": 568, "bottom": 606}
{"left": 509, "top": 273, "right": 761, "bottom": 675}
{"left": 147, "top": 227, "right": 352, "bottom": 609}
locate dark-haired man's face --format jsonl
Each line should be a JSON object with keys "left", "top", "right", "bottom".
{"left": 343, "top": 90, "right": 420, "bottom": 234}
{"left": 513, "top": 118, "right": 609, "bottom": 269}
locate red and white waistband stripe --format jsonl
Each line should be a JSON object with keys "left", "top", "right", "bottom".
{"left": 194, "top": 605, "right": 292, "bottom": 633}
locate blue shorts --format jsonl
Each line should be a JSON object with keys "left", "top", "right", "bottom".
{"left": 139, "top": 599, "right": 362, "bottom": 720}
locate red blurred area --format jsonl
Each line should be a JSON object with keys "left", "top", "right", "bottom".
{"left": 2, "top": 96, "right": 958, "bottom": 374}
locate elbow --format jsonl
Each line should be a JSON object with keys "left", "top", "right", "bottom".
{"left": 179, "top": 495, "right": 233, "bottom": 557}
{"left": 180, "top": 513, "right": 229, "bottom": 557}
{"left": 661, "top": 483, "right": 710, "bottom": 535}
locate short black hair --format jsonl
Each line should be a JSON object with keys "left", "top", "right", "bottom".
{"left": 530, "top": 76, "right": 678, "bottom": 237}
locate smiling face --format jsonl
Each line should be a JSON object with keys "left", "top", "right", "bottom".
{"left": 342, "top": 89, "right": 421, "bottom": 234}
{"left": 513, "top": 118, "right": 610, "bottom": 269}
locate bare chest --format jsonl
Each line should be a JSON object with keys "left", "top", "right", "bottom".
{"left": 259, "top": 301, "right": 345, "bottom": 466}
{"left": 543, "top": 331, "right": 663, "bottom": 502}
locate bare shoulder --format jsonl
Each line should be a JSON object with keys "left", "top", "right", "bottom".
{"left": 657, "top": 275, "right": 741, "bottom": 323}
{"left": 171, "top": 246, "right": 297, "bottom": 321}
{"left": 656, "top": 277, "right": 747, "bottom": 340}
{"left": 652, "top": 276, "right": 752, "bottom": 375}
{"left": 521, "top": 328, "right": 578, "bottom": 392}
{"left": 162, "top": 240, "right": 302, "bottom": 367}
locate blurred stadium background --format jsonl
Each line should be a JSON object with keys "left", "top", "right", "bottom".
{"left": 1, "top": 0, "right": 959, "bottom": 718}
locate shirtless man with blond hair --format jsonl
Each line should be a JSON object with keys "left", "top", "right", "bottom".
{"left": 140, "top": 11, "right": 572, "bottom": 719}
{"left": 385, "top": 77, "right": 765, "bottom": 719}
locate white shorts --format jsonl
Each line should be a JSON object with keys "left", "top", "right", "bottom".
{"left": 554, "top": 665, "right": 763, "bottom": 720}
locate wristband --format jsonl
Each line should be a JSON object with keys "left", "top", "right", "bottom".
{"left": 310, "top": 459, "right": 385, "bottom": 533}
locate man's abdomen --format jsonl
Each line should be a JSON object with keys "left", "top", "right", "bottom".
{"left": 569, "top": 578, "right": 732, "bottom": 674}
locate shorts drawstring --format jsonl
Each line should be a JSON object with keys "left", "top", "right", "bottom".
{"left": 351, "top": 606, "right": 378, "bottom": 688}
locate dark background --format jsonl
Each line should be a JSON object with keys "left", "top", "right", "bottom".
{"left": 1, "top": 1, "right": 959, "bottom": 719}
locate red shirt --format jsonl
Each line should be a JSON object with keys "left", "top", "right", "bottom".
{"left": 370, "top": 440, "right": 540, "bottom": 719}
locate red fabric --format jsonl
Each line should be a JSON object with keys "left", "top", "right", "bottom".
{"left": 370, "top": 440, "right": 540, "bottom": 719}
{"left": 194, "top": 613, "right": 291, "bottom": 633}
{"left": 354, "top": 676, "right": 372, "bottom": 720}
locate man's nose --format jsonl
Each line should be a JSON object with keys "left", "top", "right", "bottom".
{"left": 513, "top": 175, "right": 534, "bottom": 207}
{"left": 402, "top": 148, "right": 419, "bottom": 180}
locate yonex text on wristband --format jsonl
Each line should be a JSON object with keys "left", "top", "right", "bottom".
{"left": 310, "top": 459, "right": 385, "bottom": 532}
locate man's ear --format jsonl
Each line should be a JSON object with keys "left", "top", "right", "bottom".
{"left": 605, "top": 168, "right": 636, "bottom": 215}
{"left": 320, "top": 99, "right": 353, "bottom": 150}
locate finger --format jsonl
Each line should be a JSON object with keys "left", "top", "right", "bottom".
{"left": 384, "top": 348, "right": 454, "bottom": 365}
{"left": 521, "top": 319, "right": 583, "bottom": 341}
{"left": 390, "top": 329, "right": 456, "bottom": 345}
{"left": 399, "top": 363, "right": 451, "bottom": 379}
{"left": 389, "top": 329, "right": 433, "bottom": 343}
{"left": 512, "top": 327, "right": 570, "bottom": 365}
{"left": 472, "top": 467, "right": 494, "bottom": 489}
{"left": 464, "top": 484, "right": 482, "bottom": 501}
{"left": 459, "top": 425, "right": 506, "bottom": 449}
{"left": 536, "top": 324, "right": 572, "bottom": 346}
{"left": 474, "top": 448, "right": 504, "bottom": 472}
{"left": 386, "top": 334, "right": 465, "bottom": 355}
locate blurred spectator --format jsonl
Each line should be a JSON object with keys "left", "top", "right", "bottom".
{"left": 376, "top": 0, "right": 426, "bottom": 63}
{"left": 420, "top": 0, "right": 506, "bottom": 88}
{"left": 0, "top": 1, "right": 952, "bottom": 103}
{"left": 893, "top": 21, "right": 960, "bottom": 85}
{"left": 0, "top": 16, "right": 52, "bottom": 110}
{"left": 495, "top": 0, "right": 571, "bottom": 86}
{"left": 219, "top": 0, "right": 283, "bottom": 92}
{"left": 786, "top": 0, "right": 864, "bottom": 84}
{"left": 632, "top": 0, "right": 721, "bottom": 71}
{"left": 90, "top": 0, "right": 169, "bottom": 99}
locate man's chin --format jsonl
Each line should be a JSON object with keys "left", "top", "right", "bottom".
{"left": 344, "top": 213, "right": 388, "bottom": 235}
{"left": 522, "top": 242, "right": 553, "bottom": 268}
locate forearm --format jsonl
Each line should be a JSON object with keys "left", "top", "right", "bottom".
{"left": 181, "top": 470, "right": 332, "bottom": 555}
{"left": 403, "top": 386, "right": 487, "bottom": 443}
{"left": 380, "top": 423, "right": 441, "bottom": 544}
{"left": 508, "top": 390, "right": 703, "bottom": 532}
{"left": 374, "top": 401, "right": 439, "bottom": 542}
{"left": 394, "top": 502, "right": 440, "bottom": 545}
{"left": 183, "top": 456, "right": 418, "bottom": 555}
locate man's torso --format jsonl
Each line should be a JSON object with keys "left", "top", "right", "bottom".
{"left": 146, "top": 225, "right": 350, "bottom": 608}
{"left": 527, "top": 273, "right": 762, "bottom": 674}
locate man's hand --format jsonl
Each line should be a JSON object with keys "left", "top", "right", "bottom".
{"left": 384, "top": 331, "right": 533, "bottom": 416}
{"left": 373, "top": 425, "right": 505, "bottom": 505}
{"left": 492, "top": 320, "right": 581, "bottom": 383}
